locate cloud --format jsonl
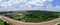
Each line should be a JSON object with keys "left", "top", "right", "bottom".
{"left": 0, "top": 0, "right": 60, "bottom": 12}
{"left": 2, "top": 0, "right": 10, "bottom": 2}
{"left": 46, "top": 0, "right": 53, "bottom": 2}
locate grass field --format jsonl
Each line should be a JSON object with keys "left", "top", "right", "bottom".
{"left": 0, "top": 19, "right": 4, "bottom": 25}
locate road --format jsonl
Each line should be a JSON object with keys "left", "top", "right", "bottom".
{"left": 0, "top": 15, "right": 23, "bottom": 25}
{"left": 0, "top": 15, "right": 60, "bottom": 25}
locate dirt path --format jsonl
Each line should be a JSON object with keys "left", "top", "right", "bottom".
{"left": 0, "top": 15, "right": 60, "bottom": 25}
{"left": 0, "top": 15, "right": 23, "bottom": 25}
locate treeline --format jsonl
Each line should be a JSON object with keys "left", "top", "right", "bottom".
{"left": 0, "top": 11, "right": 12, "bottom": 15}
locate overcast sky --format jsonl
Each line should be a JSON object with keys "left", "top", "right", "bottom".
{"left": 0, "top": 0, "right": 60, "bottom": 12}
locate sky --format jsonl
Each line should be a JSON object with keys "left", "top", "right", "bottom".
{"left": 0, "top": 0, "right": 60, "bottom": 12}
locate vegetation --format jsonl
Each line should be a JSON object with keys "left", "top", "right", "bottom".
{"left": 20, "top": 12, "right": 59, "bottom": 22}
{"left": 0, "top": 11, "right": 60, "bottom": 22}
{"left": 58, "top": 24, "right": 60, "bottom": 25}
{"left": 0, "top": 19, "right": 10, "bottom": 25}
{"left": 0, "top": 12, "right": 12, "bottom": 25}
{"left": 4, "top": 11, "right": 60, "bottom": 22}
{"left": 4, "top": 13, "right": 22, "bottom": 21}
{"left": 0, "top": 11, "right": 12, "bottom": 15}
{"left": 57, "top": 23, "right": 60, "bottom": 25}
{"left": 0, "top": 19, "right": 4, "bottom": 25}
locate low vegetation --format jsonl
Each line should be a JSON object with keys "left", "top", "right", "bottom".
{"left": 4, "top": 11, "right": 60, "bottom": 22}
{"left": 57, "top": 23, "right": 60, "bottom": 25}
{"left": 0, "top": 19, "right": 4, "bottom": 25}
{"left": 0, "top": 19, "right": 10, "bottom": 25}
{"left": 58, "top": 24, "right": 60, "bottom": 25}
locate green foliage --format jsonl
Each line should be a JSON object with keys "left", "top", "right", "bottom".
{"left": 0, "top": 19, "right": 4, "bottom": 25}
{"left": 4, "top": 11, "right": 60, "bottom": 22}
{"left": 4, "top": 21, "right": 11, "bottom": 25}
{"left": 5, "top": 13, "right": 22, "bottom": 21}
{"left": 57, "top": 23, "right": 60, "bottom": 25}
{"left": 0, "top": 19, "right": 11, "bottom": 25}
{"left": 21, "top": 12, "right": 59, "bottom": 22}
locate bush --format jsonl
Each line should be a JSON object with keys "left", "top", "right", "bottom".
{"left": 58, "top": 23, "right": 60, "bottom": 25}
{"left": 0, "top": 19, "right": 11, "bottom": 25}
{"left": 0, "top": 19, "right": 4, "bottom": 25}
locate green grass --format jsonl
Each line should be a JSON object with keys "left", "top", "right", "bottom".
{"left": 0, "top": 19, "right": 11, "bottom": 25}
{"left": 0, "top": 19, "right": 4, "bottom": 25}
